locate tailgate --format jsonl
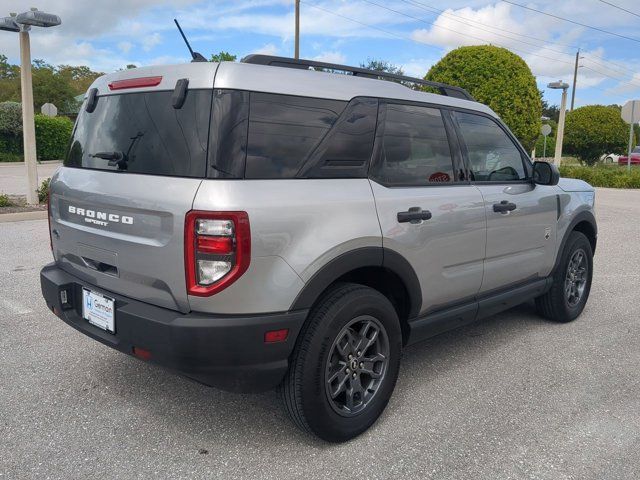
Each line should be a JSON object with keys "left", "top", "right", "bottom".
{"left": 50, "top": 167, "right": 201, "bottom": 312}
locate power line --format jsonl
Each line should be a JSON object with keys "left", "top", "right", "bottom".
{"left": 355, "top": 0, "right": 575, "bottom": 66}
{"left": 581, "top": 65, "right": 640, "bottom": 89}
{"left": 299, "top": 1, "right": 640, "bottom": 94}
{"left": 597, "top": 0, "right": 640, "bottom": 18}
{"left": 400, "top": 0, "right": 580, "bottom": 50}
{"left": 401, "top": 0, "right": 640, "bottom": 88}
{"left": 502, "top": 0, "right": 640, "bottom": 44}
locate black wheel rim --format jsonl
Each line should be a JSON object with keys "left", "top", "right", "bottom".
{"left": 324, "top": 315, "right": 390, "bottom": 417}
{"left": 565, "top": 248, "right": 588, "bottom": 307}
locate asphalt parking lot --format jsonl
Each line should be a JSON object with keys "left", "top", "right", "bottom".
{"left": 1, "top": 187, "right": 639, "bottom": 479}
{"left": 0, "top": 162, "right": 60, "bottom": 196}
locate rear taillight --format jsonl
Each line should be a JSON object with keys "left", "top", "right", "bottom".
{"left": 185, "top": 211, "right": 250, "bottom": 296}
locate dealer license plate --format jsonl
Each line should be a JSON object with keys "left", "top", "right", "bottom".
{"left": 82, "top": 288, "right": 115, "bottom": 333}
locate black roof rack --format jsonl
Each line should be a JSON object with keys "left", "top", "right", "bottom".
{"left": 241, "top": 54, "right": 475, "bottom": 101}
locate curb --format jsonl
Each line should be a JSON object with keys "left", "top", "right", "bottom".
{"left": 0, "top": 210, "right": 48, "bottom": 223}
{"left": 0, "top": 160, "right": 62, "bottom": 167}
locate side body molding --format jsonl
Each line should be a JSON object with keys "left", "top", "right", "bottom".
{"left": 290, "top": 247, "right": 422, "bottom": 318}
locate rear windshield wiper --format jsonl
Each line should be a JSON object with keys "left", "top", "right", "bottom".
{"left": 91, "top": 151, "right": 128, "bottom": 170}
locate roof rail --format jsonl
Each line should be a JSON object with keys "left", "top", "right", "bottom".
{"left": 241, "top": 54, "right": 475, "bottom": 101}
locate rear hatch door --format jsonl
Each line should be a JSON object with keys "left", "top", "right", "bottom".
{"left": 50, "top": 64, "right": 217, "bottom": 312}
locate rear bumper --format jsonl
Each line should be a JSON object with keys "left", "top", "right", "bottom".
{"left": 40, "top": 263, "right": 307, "bottom": 393}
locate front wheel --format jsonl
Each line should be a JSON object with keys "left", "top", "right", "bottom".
{"left": 279, "top": 283, "right": 402, "bottom": 442}
{"left": 536, "top": 231, "right": 593, "bottom": 322}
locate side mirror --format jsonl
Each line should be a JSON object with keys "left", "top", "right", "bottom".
{"left": 533, "top": 161, "right": 560, "bottom": 186}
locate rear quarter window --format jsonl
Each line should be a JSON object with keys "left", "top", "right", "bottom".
{"left": 66, "top": 89, "right": 212, "bottom": 178}
{"left": 245, "top": 93, "right": 346, "bottom": 179}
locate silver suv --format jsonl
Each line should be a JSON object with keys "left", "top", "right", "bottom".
{"left": 40, "top": 55, "right": 597, "bottom": 442}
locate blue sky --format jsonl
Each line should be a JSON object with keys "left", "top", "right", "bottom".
{"left": 1, "top": 0, "right": 639, "bottom": 108}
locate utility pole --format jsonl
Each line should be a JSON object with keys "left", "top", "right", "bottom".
{"left": 570, "top": 49, "right": 580, "bottom": 111}
{"left": 19, "top": 25, "right": 39, "bottom": 205}
{"left": 294, "top": 0, "right": 300, "bottom": 59}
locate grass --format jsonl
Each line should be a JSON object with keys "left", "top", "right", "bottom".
{"left": 0, "top": 152, "right": 23, "bottom": 162}
{"left": 0, "top": 194, "right": 12, "bottom": 207}
{"left": 559, "top": 164, "right": 640, "bottom": 188}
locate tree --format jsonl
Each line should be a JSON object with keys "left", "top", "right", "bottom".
{"left": 425, "top": 45, "right": 542, "bottom": 151}
{"left": 0, "top": 58, "right": 77, "bottom": 110}
{"left": 541, "top": 97, "right": 560, "bottom": 123}
{"left": 564, "top": 105, "right": 628, "bottom": 165}
{"left": 360, "top": 58, "right": 404, "bottom": 76}
{"left": 57, "top": 65, "right": 103, "bottom": 95}
{"left": 210, "top": 51, "right": 237, "bottom": 62}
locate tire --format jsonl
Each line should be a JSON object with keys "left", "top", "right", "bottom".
{"left": 605, "top": 156, "right": 613, "bottom": 164}
{"left": 279, "top": 283, "right": 402, "bottom": 442}
{"left": 536, "top": 231, "right": 593, "bottom": 322}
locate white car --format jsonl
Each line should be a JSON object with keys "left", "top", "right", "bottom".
{"left": 601, "top": 153, "right": 620, "bottom": 163}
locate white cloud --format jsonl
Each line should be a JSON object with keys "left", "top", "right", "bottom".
{"left": 252, "top": 43, "right": 279, "bottom": 56}
{"left": 141, "top": 33, "right": 162, "bottom": 52}
{"left": 313, "top": 51, "right": 347, "bottom": 64}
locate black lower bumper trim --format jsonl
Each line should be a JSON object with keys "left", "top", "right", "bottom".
{"left": 40, "top": 263, "right": 308, "bottom": 393}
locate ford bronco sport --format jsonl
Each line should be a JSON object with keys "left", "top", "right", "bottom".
{"left": 40, "top": 55, "right": 597, "bottom": 442}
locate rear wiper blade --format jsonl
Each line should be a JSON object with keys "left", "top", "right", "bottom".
{"left": 91, "top": 151, "right": 128, "bottom": 170}
{"left": 92, "top": 151, "right": 123, "bottom": 161}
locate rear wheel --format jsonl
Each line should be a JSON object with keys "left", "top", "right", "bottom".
{"left": 536, "top": 231, "right": 593, "bottom": 322}
{"left": 279, "top": 283, "right": 402, "bottom": 442}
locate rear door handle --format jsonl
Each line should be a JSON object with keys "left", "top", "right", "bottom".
{"left": 493, "top": 200, "right": 517, "bottom": 213}
{"left": 397, "top": 207, "right": 432, "bottom": 223}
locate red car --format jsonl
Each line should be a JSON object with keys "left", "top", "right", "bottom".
{"left": 619, "top": 146, "right": 640, "bottom": 165}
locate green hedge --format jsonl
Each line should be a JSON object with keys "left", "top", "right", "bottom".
{"left": 560, "top": 165, "right": 640, "bottom": 188}
{"left": 0, "top": 103, "right": 73, "bottom": 161}
{"left": 34, "top": 114, "right": 73, "bottom": 160}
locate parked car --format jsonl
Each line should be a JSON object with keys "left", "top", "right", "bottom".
{"left": 40, "top": 55, "right": 597, "bottom": 442}
{"left": 601, "top": 153, "right": 620, "bottom": 163}
{"left": 618, "top": 147, "right": 640, "bottom": 165}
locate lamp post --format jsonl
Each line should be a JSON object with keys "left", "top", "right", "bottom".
{"left": 1, "top": 8, "right": 61, "bottom": 205}
{"left": 548, "top": 80, "right": 569, "bottom": 167}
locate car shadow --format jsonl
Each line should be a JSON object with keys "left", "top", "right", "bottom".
{"left": 89, "top": 300, "right": 556, "bottom": 449}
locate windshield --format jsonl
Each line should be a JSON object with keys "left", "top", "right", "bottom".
{"left": 65, "top": 89, "right": 212, "bottom": 178}
{"left": 632, "top": 147, "right": 640, "bottom": 154}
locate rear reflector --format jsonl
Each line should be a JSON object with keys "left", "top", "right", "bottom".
{"left": 133, "top": 347, "right": 152, "bottom": 361}
{"left": 197, "top": 236, "right": 233, "bottom": 254}
{"left": 265, "top": 329, "right": 289, "bottom": 343}
{"left": 108, "top": 76, "right": 162, "bottom": 90}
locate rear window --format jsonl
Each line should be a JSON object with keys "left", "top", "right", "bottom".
{"left": 65, "top": 90, "right": 212, "bottom": 178}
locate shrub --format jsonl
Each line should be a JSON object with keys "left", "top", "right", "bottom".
{"left": 34, "top": 114, "right": 73, "bottom": 160}
{"left": 564, "top": 105, "right": 628, "bottom": 166}
{"left": 559, "top": 165, "right": 640, "bottom": 188}
{"left": 0, "top": 101, "right": 22, "bottom": 136}
{"left": 425, "top": 45, "right": 541, "bottom": 151}
{"left": 0, "top": 193, "right": 11, "bottom": 207}
{"left": 37, "top": 178, "right": 50, "bottom": 203}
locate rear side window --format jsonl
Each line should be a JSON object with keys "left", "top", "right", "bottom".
{"left": 66, "top": 90, "right": 212, "bottom": 178}
{"left": 453, "top": 111, "right": 527, "bottom": 182}
{"left": 371, "top": 103, "right": 455, "bottom": 186}
{"left": 245, "top": 93, "right": 346, "bottom": 179}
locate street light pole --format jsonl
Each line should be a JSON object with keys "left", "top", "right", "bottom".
{"left": 294, "top": 0, "right": 300, "bottom": 59}
{"left": 19, "top": 26, "right": 39, "bottom": 205}
{"left": 1, "top": 9, "right": 61, "bottom": 205}
{"left": 548, "top": 80, "right": 570, "bottom": 167}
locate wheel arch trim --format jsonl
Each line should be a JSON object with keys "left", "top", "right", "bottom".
{"left": 554, "top": 210, "right": 597, "bottom": 273}
{"left": 290, "top": 247, "right": 422, "bottom": 318}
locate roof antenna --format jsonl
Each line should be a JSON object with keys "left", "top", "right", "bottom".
{"left": 174, "top": 19, "right": 207, "bottom": 62}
